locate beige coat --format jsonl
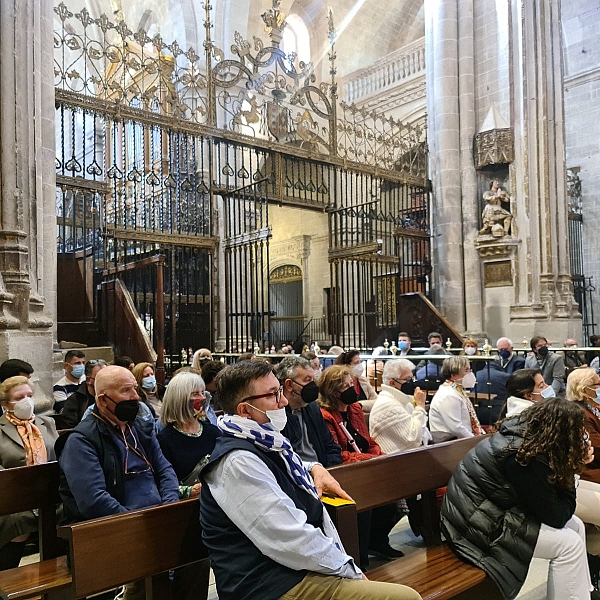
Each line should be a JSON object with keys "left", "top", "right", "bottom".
{"left": 0, "top": 414, "right": 58, "bottom": 468}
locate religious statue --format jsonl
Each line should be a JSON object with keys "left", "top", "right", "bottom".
{"left": 479, "top": 180, "right": 513, "bottom": 237}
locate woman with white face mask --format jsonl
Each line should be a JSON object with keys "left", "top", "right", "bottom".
{"left": 459, "top": 337, "right": 486, "bottom": 374}
{"left": 429, "top": 356, "right": 485, "bottom": 443}
{"left": 0, "top": 376, "right": 58, "bottom": 570}
{"left": 334, "top": 350, "right": 378, "bottom": 413}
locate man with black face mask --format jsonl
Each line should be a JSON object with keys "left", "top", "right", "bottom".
{"left": 524, "top": 336, "right": 566, "bottom": 397}
{"left": 56, "top": 365, "right": 179, "bottom": 525}
{"left": 279, "top": 357, "right": 343, "bottom": 468}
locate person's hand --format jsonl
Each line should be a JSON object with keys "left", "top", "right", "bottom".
{"left": 190, "top": 483, "right": 202, "bottom": 498}
{"left": 413, "top": 387, "right": 426, "bottom": 408}
{"left": 310, "top": 464, "right": 353, "bottom": 502}
{"left": 585, "top": 442, "right": 595, "bottom": 465}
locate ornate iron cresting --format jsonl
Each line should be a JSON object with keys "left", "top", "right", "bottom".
{"left": 54, "top": 1, "right": 430, "bottom": 356}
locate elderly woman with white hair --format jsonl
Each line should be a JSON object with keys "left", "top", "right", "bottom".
{"left": 369, "top": 359, "right": 430, "bottom": 454}
{"left": 428, "top": 356, "right": 485, "bottom": 442}
{"left": 157, "top": 371, "right": 220, "bottom": 499}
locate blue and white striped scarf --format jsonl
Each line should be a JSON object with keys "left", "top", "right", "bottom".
{"left": 217, "top": 414, "right": 318, "bottom": 498}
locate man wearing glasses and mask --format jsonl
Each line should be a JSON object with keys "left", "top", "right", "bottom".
{"left": 56, "top": 365, "right": 178, "bottom": 523}
{"left": 278, "top": 356, "right": 343, "bottom": 468}
{"left": 199, "top": 361, "right": 421, "bottom": 600}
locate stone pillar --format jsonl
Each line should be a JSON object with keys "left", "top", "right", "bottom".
{"left": 425, "top": 0, "right": 483, "bottom": 335}
{"left": 0, "top": 0, "right": 55, "bottom": 398}
{"left": 425, "top": 0, "right": 466, "bottom": 332}
{"left": 509, "top": 0, "right": 581, "bottom": 340}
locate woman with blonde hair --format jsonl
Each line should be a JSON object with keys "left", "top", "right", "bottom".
{"left": 132, "top": 362, "right": 165, "bottom": 418}
{"left": 459, "top": 337, "right": 485, "bottom": 373}
{"left": 191, "top": 348, "right": 213, "bottom": 371}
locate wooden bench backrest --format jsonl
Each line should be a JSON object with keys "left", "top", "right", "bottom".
{"left": 0, "top": 462, "right": 62, "bottom": 559}
{"left": 328, "top": 436, "right": 485, "bottom": 512}
{"left": 58, "top": 498, "right": 207, "bottom": 598}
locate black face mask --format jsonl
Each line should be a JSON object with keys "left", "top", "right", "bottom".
{"left": 400, "top": 380, "right": 416, "bottom": 396}
{"left": 537, "top": 345, "right": 549, "bottom": 358}
{"left": 105, "top": 394, "right": 139, "bottom": 422}
{"left": 295, "top": 380, "right": 319, "bottom": 403}
{"left": 340, "top": 387, "right": 359, "bottom": 405}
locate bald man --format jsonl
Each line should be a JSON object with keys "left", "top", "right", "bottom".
{"left": 57, "top": 365, "right": 178, "bottom": 523}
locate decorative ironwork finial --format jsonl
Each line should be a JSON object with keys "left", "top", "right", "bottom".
{"left": 327, "top": 6, "right": 338, "bottom": 98}
{"left": 262, "top": 0, "right": 287, "bottom": 47}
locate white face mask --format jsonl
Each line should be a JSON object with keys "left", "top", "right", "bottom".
{"left": 464, "top": 347, "right": 477, "bottom": 356}
{"left": 352, "top": 363, "right": 364, "bottom": 377}
{"left": 244, "top": 403, "right": 288, "bottom": 432}
{"left": 11, "top": 397, "right": 35, "bottom": 420}
{"left": 460, "top": 372, "right": 477, "bottom": 389}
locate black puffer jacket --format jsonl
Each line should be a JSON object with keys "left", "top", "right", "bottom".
{"left": 441, "top": 417, "right": 565, "bottom": 600}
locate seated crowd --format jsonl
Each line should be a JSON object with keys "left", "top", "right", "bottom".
{"left": 1, "top": 333, "right": 600, "bottom": 600}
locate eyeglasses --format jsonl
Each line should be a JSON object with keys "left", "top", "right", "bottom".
{"left": 87, "top": 359, "right": 107, "bottom": 367}
{"left": 241, "top": 386, "right": 284, "bottom": 404}
{"left": 392, "top": 377, "right": 413, "bottom": 385}
{"left": 120, "top": 424, "right": 153, "bottom": 476}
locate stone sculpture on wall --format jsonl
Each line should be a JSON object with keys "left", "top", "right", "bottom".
{"left": 479, "top": 180, "right": 513, "bottom": 237}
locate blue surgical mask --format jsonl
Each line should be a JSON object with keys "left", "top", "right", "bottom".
{"left": 540, "top": 386, "right": 555, "bottom": 399}
{"left": 141, "top": 375, "right": 156, "bottom": 391}
{"left": 398, "top": 341, "right": 409, "bottom": 351}
{"left": 71, "top": 364, "right": 85, "bottom": 379}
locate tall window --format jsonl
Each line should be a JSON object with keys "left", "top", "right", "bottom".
{"left": 281, "top": 14, "right": 310, "bottom": 66}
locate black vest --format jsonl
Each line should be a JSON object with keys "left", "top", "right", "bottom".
{"left": 200, "top": 436, "right": 324, "bottom": 600}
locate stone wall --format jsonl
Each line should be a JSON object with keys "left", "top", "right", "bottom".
{"left": 563, "top": 1, "right": 600, "bottom": 333}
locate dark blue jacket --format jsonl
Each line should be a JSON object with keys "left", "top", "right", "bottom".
{"left": 475, "top": 362, "right": 510, "bottom": 425}
{"left": 56, "top": 406, "right": 179, "bottom": 523}
{"left": 200, "top": 436, "right": 323, "bottom": 600}
{"left": 281, "top": 402, "right": 342, "bottom": 467}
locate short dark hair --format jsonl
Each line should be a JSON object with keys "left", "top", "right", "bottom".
{"left": 114, "top": 356, "right": 134, "bottom": 368}
{"left": 237, "top": 352, "right": 255, "bottom": 362}
{"left": 428, "top": 332, "right": 442, "bottom": 342}
{"left": 217, "top": 361, "right": 275, "bottom": 414}
{"left": 506, "top": 369, "right": 542, "bottom": 398}
{"left": 64, "top": 350, "right": 85, "bottom": 362}
{"left": 201, "top": 360, "right": 225, "bottom": 385}
{"left": 335, "top": 349, "right": 359, "bottom": 366}
{"left": 301, "top": 351, "right": 317, "bottom": 361}
{"left": 398, "top": 332, "right": 410, "bottom": 339}
{"left": 0, "top": 359, "right": 34, "bottom": 383}
{"left": 530, "top": 336, "right": 548, "bottom": 351}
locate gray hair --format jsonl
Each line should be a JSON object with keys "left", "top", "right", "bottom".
{"left": 85, "top": 359, "right": 107, "bottom": 377}
{"left": 276, "top": 356, "right": 311, "bottom": 381}
{"left": 440, "top": 356, "right": 471, "bottom": 380}
{"left": 382, "top": 359, "right": 415, "bottom": 385}
{"left": 496, "top": 337, "right": 513, "bottom": 348}
{"left": 160, "top": 371, "right": 205, "bottom": 426}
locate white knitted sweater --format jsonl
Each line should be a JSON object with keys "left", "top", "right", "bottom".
{"left": 368, "top": 384, "right": 429, "bottom": 454}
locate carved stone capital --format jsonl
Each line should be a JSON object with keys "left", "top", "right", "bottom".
{"left": 475, "top": 128, "right": 514, "bottom": 168}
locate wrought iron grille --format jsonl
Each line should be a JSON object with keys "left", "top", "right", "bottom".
{"left": 567, "top": 167, "right": 596, "bottom": 343}
{"left": 54, "top": 1, "right": 430, "bottom": 355}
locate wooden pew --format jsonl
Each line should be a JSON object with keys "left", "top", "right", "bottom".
{"left": 326, "top": 436, "right": 502, "bottom": 600}
{"left": 0, "top": 462, "right": 71, "bottom": 600}
{"left": 48, "top": 498, "right": 209, "bottom": 600}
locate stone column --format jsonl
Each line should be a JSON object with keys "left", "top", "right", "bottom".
{"left": 425, "top": 0, "right": 483, "bottom": 335}
{"left": 509, "top": 0, "right": 581, "bottom": 339}
{"left": 425, "top": 0, "right": 466, "bottom": 332}
{"left": 0, "top": 0, "right": 55, "bottom": 398}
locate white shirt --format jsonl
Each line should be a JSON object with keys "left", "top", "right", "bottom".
{"left": 505, "top": 396, "right": 534, "bottom": 418}
{"left": 429, "top": 383, "right": 474, "bottom": 439}
{"left": 204, "top": 449, "right": 362, "bottom": 579}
